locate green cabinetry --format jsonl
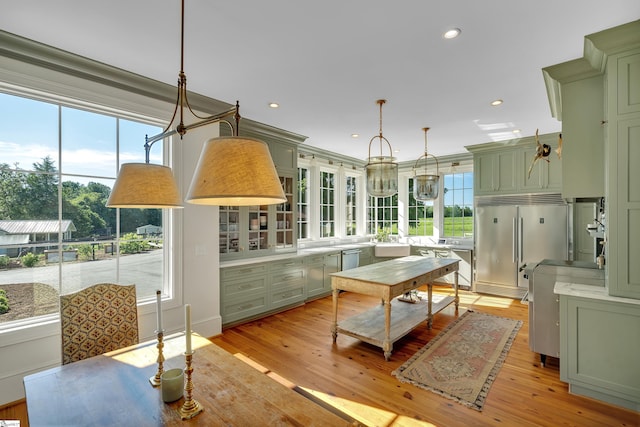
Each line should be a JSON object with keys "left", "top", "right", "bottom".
{"left": 220, "top": 264, "right": 269, "bottom": 325}
{"left": 221, "top": 257, "right": 306, "bottom": 326}
{"left": 305, "top": 251, "right": 341, "bottom": 300}
{"left": 558, "top": 288, "right": 640, "bottom": 411}
{"left": 269, "top": 258, "right": 306, "bottom": 309}
{"left": 543, "top": 63, "right": 605, "bottom": 199}
{"left": 466, "top": 134, "right": 562, "bottom": 196}
{"left": 606, "top": 49, "right": 640, "bottom": 299}
{"left": 219, "top": 171, "right": 296, "bottom": 260}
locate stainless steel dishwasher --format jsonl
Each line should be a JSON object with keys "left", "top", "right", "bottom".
{"left": 528, "top": 259, "right": 604, "bottom": 366}
{"left": 341, "top": 249, "right": 361, "bottom": 271}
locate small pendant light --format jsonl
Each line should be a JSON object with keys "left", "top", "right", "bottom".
{"left": 413, "top": 127, "right": 440, "bottom": 200}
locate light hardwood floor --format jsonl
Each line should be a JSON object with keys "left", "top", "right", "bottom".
{"left": 4, "top": 287, "right": 638, "bottom": 426}
{"left": 212, "top": 287, "right": 639, "bottom": 427}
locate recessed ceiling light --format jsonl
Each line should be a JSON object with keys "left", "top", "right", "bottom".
{"left": 490, "top": 99, "right": 503, "bottom": 106}
{"left": 513, "top": 129, "right": 521, "bottom": 134}
{"left": 351, "top": 133, "right": 359, "bottom": 138}
{"left": 268, "top": 102, "right": 279, "bottom": 108}
{"left": 443, "top": 28, "right": 461, "bottom": 39}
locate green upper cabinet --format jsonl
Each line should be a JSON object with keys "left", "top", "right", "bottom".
{"left": 606, "top": 48, "right": 640, "bottom": 299}
{"left": 542, "top": 60, "right": 605, "bottom": 199}
{"left": 544, "top": 20, "right": 640, "bottom": 299}
{"left": 467, "top": 133, "right": 562, "bottom": 196}
{"left": 474, "top": 150, "right": 516, "bottom": 194}
{"left": 219, "top": 119, "right": 306, "bottom": 260}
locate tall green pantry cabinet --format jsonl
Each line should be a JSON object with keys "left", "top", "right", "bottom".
{"left": 544, "top": 20, "right": 640, "bottom": 411}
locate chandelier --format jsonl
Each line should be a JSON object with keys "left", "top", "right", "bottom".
{"left": 106, "top": 0, "right": 285, "bottom": 209}
{"left": 365, "top": 99, "right": 398, "bottom": 197}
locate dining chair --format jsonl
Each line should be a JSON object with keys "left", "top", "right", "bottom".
{"left": 60, "top": 283, "right": 139, "bottom": 365}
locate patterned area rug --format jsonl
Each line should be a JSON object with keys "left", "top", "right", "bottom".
{"left": 392, "top": 310, "right": 522, "bottom": 411}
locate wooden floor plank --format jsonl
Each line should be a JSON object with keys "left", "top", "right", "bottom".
{"left": 212, "top": 287, "right": 639, "bottom": 427}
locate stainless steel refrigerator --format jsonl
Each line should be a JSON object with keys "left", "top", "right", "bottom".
{"left": 475, "top": 203, "right": 568, "bottom": 298}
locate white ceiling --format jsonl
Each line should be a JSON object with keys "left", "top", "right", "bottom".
{"left": 1, "top": 1, "right": 639, "bottom": 162}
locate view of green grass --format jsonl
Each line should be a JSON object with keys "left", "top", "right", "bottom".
{"left": 407, "top": 217, "right": 473, "bottom": 237}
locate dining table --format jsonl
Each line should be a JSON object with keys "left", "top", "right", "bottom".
{"left": 23, "top": 332, "right": 355, "bottom": 426}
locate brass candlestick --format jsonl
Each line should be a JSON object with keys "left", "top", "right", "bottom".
{"left": 178, "top": 352, "right": 203, "bottom": 420}
{"left": 149, "top": 330, "right": 165, "bottom": 387}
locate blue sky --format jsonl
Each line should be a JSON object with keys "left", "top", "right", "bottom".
{"left": 0, "top": 92, "right": 162, "bottom": 186}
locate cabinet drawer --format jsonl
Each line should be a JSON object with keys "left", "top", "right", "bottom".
{"left": 221, "top": 264, "right": 268, "bottom": 280}
{"left": 270, "top": 267, "right": 305, "bottom": 288}
{"left": 222, "top": 295, "right": 268, "bottom": 324}
{"left": 270, "top": 258, "right": 304, "bottom": 271}
{"left": 222, "top": 276, "right": 268, "bottom": 299}
{"left": 305, "top": 255, "right": 325, "bottom": 265}
{"left": 438, "top": 265, "right": 456, "bottom": 277}
{"left": 270, "top": 284, "right": 305, "bottom": 309}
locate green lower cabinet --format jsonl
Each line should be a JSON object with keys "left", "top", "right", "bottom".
{"left": 306, "top": 256, "right": 326, "bottom": 299}
{"left": 559, "top": 294, "right": 640, "bottom": 411}
{"left": 305, "top": 252, "right": 341, "bottom": 300}
{"left": 358, "top": 246, "right": 374, "bottom": 266}
{"left": 220, "top": 271, "right": 269, "bottom": 325}
{"left": 269, "top": 258, "right": 306, "bottom": 309}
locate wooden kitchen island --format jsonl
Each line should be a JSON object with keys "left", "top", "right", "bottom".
{"left": 331, "top": 256, "right": 459, "bottom": 360}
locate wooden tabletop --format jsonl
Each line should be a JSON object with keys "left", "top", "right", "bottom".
{"left": 24, "top": 333, "right": 354, "bottom": 426}
{"left": 331, "top": 256, "right": 458, "bottom": 286}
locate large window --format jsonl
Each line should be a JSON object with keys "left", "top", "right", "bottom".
{"left": 297, "top": 167, "right": 309, "bottom": 239}
{"left": 443, "top": 172, "right": 474, "bottom": 238}
{"left": 408, "top": 178, "right": 434, "bottom": 236}
{"left": 367, "top": 194, "right": 398, "bottom": 239}
{"left": 320, "top": 171, "right": 335, "bottom": 238}
{"left": 0, "top": 91, "right": 165, "bottom": 327}
{"left": 345, "top": 175, "right": 357, "bottom": 236}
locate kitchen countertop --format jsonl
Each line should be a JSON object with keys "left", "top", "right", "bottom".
{"left": 220, "top": 243, "right": 374, "bottom": 268}
{"left": 554, "top": 281, "right": 640, "bottom": 306}
{"left": 220, "top": 241, "right": 473, "bottom": 268}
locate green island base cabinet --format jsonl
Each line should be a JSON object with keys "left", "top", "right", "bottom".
{"left": 556, "top": 282, "right": 640, "bottom": 411}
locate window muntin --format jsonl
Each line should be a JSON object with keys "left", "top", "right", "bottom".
{"left": 297, "top": 167, "right": 309, "bottom": 239}
{"left": 320, "top": 171, "right": 335, "bottom": 238}
{"left": 0, "top": 91, "right": 165, "bottom": 327}
{"left": 367, "top": 194, "right": 398, "bottom": 239}
{"left": 408, "top": 177, "right": 434, "bottom": 236}
{"left": 345, "top": 175, "right": 357, "bottom": 236}
{"left": 443, "top": 172, "right": 474, "bottom": 238}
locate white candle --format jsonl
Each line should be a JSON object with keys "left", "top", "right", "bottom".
{"left": 185, "top": 304, "right": 192, "bottom": 354}
{"left": 156, "top": 290, "right": 162, "bottom": 332}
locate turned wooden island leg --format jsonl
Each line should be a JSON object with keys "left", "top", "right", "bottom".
{"left": 454, "top": 271, "right": 459, "bottom": 310}
{"left": 383, "top": 298, "right": 392, "bottom": 361}
{"left": 427, "top": 282, "right": 434, "bottom": 329}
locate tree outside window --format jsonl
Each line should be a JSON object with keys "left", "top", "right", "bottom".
{"left": 0, "top": 91, "right": 165, "bottom": 325}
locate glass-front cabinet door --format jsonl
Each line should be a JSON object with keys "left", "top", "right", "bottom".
{"left": 248, "top": 205, "right": 270, "bottom": 253}
{"left": 219, "top": 206, "right": 240, "bottom": 254}
{"left": 275, "top": 176, "right": 294, "bottom": 249}
{"left": 219, "top": 173, "right": 296, "bottom": 260}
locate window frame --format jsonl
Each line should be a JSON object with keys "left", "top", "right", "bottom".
{"left": 442, "top": 171, "right": 474, "bottom": 239}
{"left": 0, "top": 84, "right": 176, "bottom": 332}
